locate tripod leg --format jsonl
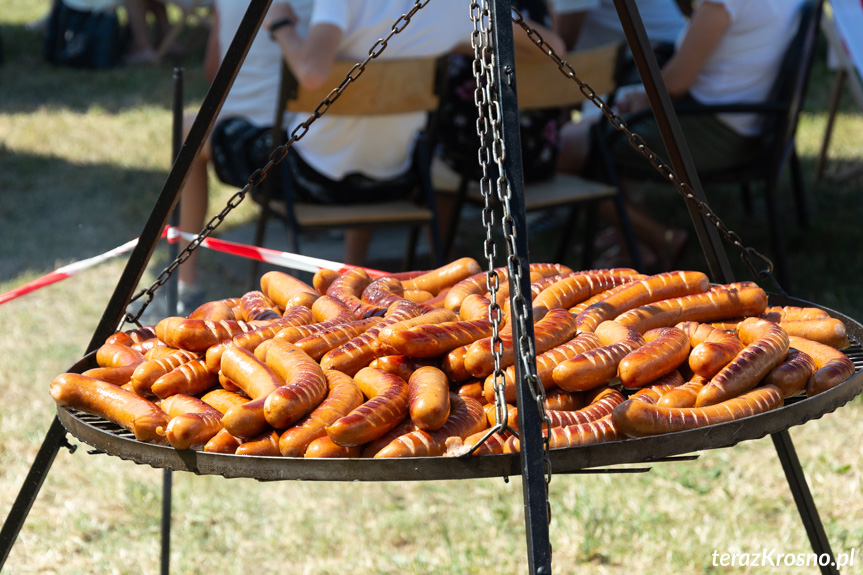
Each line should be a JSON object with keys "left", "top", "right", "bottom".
{"left": 161, "top": 469, "right": 173, "bottom": 575}
{"left": 0, "top": 416, "right": 74, "bottom": 568}
{"left": 771, "top": 430, "right": 839, "bottom": 575}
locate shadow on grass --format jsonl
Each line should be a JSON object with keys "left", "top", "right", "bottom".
{"left": 0, "top": 148, "right": 169, "bottom": 279}
{"left": 0, "top": 21, "right": 210, "bottom": 115}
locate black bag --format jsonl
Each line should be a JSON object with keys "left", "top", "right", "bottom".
{"left": 44, "top": 1, "right": 122, "bottom": 69}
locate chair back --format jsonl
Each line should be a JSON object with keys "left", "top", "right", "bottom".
{"left": 282, "top": 57, "right": 445, "bottom": 116}
{"left": 514, "top": 42, "right": 624, "bottom": 111}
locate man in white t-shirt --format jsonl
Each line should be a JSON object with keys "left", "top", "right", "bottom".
{"left": 264, "top": 0, "right": 475, "bottom": 265}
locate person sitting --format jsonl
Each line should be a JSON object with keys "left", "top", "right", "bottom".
{"left": 263, "top": 0, "right": 478, "bottom": 266}
{"left": 172, "top": 0, "right": 313, "bottom": 314}
{"left": 555, "top": 0, "right": 805, "bottom": 271}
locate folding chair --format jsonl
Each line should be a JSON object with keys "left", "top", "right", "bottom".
{"left": 432, "top": 41, "right": 644, "bottom": 271}
{"left": 249, "top": 56, "right": 447, "bottom": 280}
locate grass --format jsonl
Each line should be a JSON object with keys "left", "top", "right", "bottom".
{"left": 2, "top": 2, "right": 863, "bottom": 574}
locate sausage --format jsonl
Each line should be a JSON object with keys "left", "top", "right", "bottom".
{"left": 575, "top": 270, "right": 710, "bottom": 333}
{"left": 458, "top": 293, "right": 494, "bottom": 322}
{"left": 568, "top": 281, "right": 640, "bottom": 315}
{"left": 444, "top": 429, "right": 511, "bottom": 456}
{"left": 304, "top": 436, "right": 363, "bottom": 458}
{"left": 618, "top": 326, "right": 690, "bottom": 388}
{"left": 188, "top": 299, "right": 239, "bottom": 321}
{"left": 325, "top": 367, "right": 410, "bottom": 446}
{"left": 260, "top": 270, "right": 317, "bottom": 310}
{"left": 764, "top": 349, "right": 816, "bottom": 398}
{"left": 531, "top": 271, "right": 637, "bottom": 319}
{"left": 81, "top": 365, "right": 138, "bottom": 386}
{"left": 131, "top": 348, "right": 200, "bottom": 396}
{"left": 96, "top": 343, "right": 146, "bottom": 368}
{"left": 360, "top": 418, "right": 420, "bottom": 458}
{"left": 381, "top": 318, "right": 494, "bottom": 359}
{"left": 219, "top": 396, "right": 270, "bottom": 440}
{"left": 684, "top": 324, "right": 745, "bottom": 379}
{"left": 544, "top": 417, "right": 621, "bottom": 450}
{"left": 787, "top": 335, "right": 856, "bottom": 397}
{"left": 327, "top": 267, "right": 384, "bottom": 318}
{"left": 484, "top": 332, "right": 602, "bottom": 404}
{"left": 761, "top": 305, "right": 830, "bottom": 322}
{"left": 374, "top": 393, "right": 487, "bottom": 458}
{"left": 200, "top": 388, "right": 250, "bottom": 414}
{"left": 464, "top": 308, "right": 578, "bottom": 378}
{"left": 373, "top": 307, "right": 461, "bottom": 353}
{"left": 238, "top": 290, "right": 281, "bottom": 322}
{"left": 260, "top": 340, "right": 328, "bottom": 429}
{"left": 50, "top": 373, "right": 169, "bottom": 443}
{"left": 401, "top": 257, "right": 483, "bottom": 296}
{"left": 613, "top": 385, "right": 784, "bottom": 437}
{"left": 403, "top": 289, "right": 435, "bottom": 304}
{"left": 361, "top": 276, "right": 405, "bottom": 308}
{"left": 205, "top": 305, "right": 315, "bottom": 372}
{"left": 105, "top": 326, "right": 158, "bottom": 347}
{"left": 696, "top": 317, "right": 789, "bottom": 407}
{"left": 543, "top": 387, "right": 625, "bottom": 430}
{"left": 155, "top": 317, "right": 255, "bottom": 352}
{"left": 484, "top": 402, "right": 519, "bottom": 430}
{"left": 443, "top": 268, "right": 505, "bottom": 312}
{"left": 319, "top": 300, "right": 421, "bottom": 376}
{"left": 656, "top": 375, "right": 707, "bottom": 408}
{"left": 284, "top": 290, "right": 320, "bottom": 311}
{"left": 441, "top": 345, "right": 472, "bottom": 383}
{"left": 158, "top": 394, "right": 223, "bottom": 450}
{"left": 456, "top": 381, "right": 487, "bottom": 406}
{"left": 278, "top": 370, "right": 364, "bottom": 457}
{"left": 236, "top": 431, "right": 282, "bottom": 457}
{"left": 150, "top": 358, "right": 219, "bottom": 399}
{"left": 777, "top": 319, "right": 848, "bottom": 349}
{"left": 369, "top": 355, "right": 439, "bottom": 383}
{"left": 552, "top": 321, "right": 645, "bottom": 392}
{"left": 614, "top": 282, "right": 768, "bottom": 334}
{"left": 543, "top": 388, "right": 585, "bottom": 411}
{"left": 310, "top": 294, "right": 356, "bottom": 323}
{"left": 312, "top": 268, "right": 341, "bottom": 295}
{"left": 294, "top": 317, "right": 383, "bottom": 361}
{"left": 203, "top": 428, "right": 242, "bottom": 454}
{"left": 407, "top": 366, "right": 451, "bottom": 430}
{"left": 219, "top": 345, "right": 284, "bottom": 400}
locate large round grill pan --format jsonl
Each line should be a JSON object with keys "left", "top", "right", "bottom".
{"left": 56, "top": 294, "right": 863, "bottom": 482}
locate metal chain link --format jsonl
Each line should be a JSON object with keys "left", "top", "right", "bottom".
{"left": 510, "top": 9, "right": 783, "bottom": 292}
{"left": 465, "top": 2, "right": 554, "bottom": 525}
{"left": 125, "top": 0, "right": 433, "bottom": 326}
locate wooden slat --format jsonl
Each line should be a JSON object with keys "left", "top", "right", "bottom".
{"left": 294, "top": 201, "right": 433, "bottom": 228}
{"left": 285, "top": 58, "right": 441, "bottom": 116}
{"left": 515, "top": 42, "right": 623, "bottom": 110}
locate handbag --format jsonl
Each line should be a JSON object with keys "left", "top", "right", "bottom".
{"left": 44, "top": 0, "right": 122, "bottom": 69}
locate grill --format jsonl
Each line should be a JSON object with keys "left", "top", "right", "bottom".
{"left": 55, "top": 293, "right": 863, "bottom": 482}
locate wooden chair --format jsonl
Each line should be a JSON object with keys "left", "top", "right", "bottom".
{"left": 249, "top": 56, "right": 447, "bottom": 279}
{"left": 595, "top": 0, "right": 823, "bottom": 289}
{"left": 431, "top": 41, "right": 644, "bottom": 271}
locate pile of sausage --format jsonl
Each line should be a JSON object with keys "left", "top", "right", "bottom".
{"left": 49, "top": 257, "right": 857, "bottom": 459}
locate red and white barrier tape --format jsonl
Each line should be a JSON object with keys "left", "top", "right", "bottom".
{"left": 0, "top": 226, "right": 385, "bottom": 306}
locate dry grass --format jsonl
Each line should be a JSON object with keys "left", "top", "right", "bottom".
{"left": 2, "top": 2, "right": 863, "bottom": 574}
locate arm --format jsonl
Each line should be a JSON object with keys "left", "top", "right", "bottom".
{"left": 265, "top": 3, "right": 342, "bottom": 90}
{"left": 617, "top": 1, "right": 730, "bottom": 113}
{"left": 660, "top": 1, "right": 730, "bottom": 98}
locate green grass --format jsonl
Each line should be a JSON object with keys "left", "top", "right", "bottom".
{"left": 3, "top": 3, "right": 863, "bottom": 574}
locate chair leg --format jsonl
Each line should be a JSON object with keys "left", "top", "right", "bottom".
{"left": 763, "top": 180, "right": 792, "bottom": 291}
{"left": 740, "top": 182, "right": 754, "bottom": 215}
{"left": 789, "top": 147, "right": 809, "bottom": 228}
{"left": 404, "top": 226, "right": 421, "bottom": 271}
{"left": 578, "top": 203, "right": 600, "bottom": 270}
{"left": 553, "top": 206, "right": 580, "bottom": 267}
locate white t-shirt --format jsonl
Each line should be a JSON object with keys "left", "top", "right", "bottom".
{"left": 216, "top": 0, "right": 313, "bottom": 127}
{"left": 291, "top": 0, "right": 473, "bottom": 181}
{"left": 687, "top": 0, "right": 803, "bottom": 136}
{"left": 549, "top": 0, "right": 685, "bottom": 49}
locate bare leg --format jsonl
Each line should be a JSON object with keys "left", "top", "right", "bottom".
{"left": 344, "top": 229, "right": 372, "bottom": 266}
{"left": 123, "top": 0, "right": 156, "bottom": 63}
{"left": 178, "top": 112, "right": 212, "bottom": 288}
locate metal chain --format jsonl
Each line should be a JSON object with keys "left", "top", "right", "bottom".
{"left": 125, "top": 0, "right": 433, "bottom": 325}
{"left": 466, "top": 2, "right": 554, "bottom": 523}
{"left": 510, "top": 9, "right": 783, "bottom": 292}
